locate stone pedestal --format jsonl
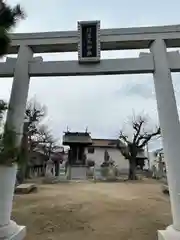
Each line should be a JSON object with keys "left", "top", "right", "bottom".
{"left": 9, "top": 226, "right": 26, "bottom": 240}
{"left": 158, "top": 225, "right": 180, "bottom": 240}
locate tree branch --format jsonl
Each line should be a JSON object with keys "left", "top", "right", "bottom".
{"left": 0, "top": 100, "right": 7, "bottom": 120}
{"left": 119, "top": 131, "right": 130, "bottom": 144}
{"left": 118, "top": 133, "right": 132, "bottom": 160}
{"left": 132, "top": 116, "right": 145, "bottom": 144}
{"left": 138, "top": 127, "right": 161, "bottom": 148}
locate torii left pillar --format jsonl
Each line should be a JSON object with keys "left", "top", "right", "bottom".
{"left": 1, "top": 45, "right": 33, "bottom": 240}
{"left": 6, "top": 45, "right": 33, "bottom": 145}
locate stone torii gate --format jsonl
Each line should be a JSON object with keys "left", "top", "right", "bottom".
{"left": 3, "top": 22, "right": 180, "bottom": 239}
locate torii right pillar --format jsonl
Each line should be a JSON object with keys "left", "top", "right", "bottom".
{"left": 151, "top": 38, "right": 180, "bottom": 240}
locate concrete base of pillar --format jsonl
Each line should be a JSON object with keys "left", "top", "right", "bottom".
{"left": 158, "top": 225, "right": 180, "bottom": 240}
{"left": 0, "top": 221, "right": 26, "bottom": 240}
{"left": 70, "top": 166, "right": 87, "bottom": 180}
{"left": 8, "top": 226, "right": 26, "bottom": 240}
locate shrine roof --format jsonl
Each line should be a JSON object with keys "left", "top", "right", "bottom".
{"left": 63, "top": 131, "right": 92, "bottom": 145}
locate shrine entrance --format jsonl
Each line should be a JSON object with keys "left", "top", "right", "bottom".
{"left": 63, "top": 131, "right": 92, "bottom": 179}
{"left": 3, "top": 21, "right": 180, "bottom": 238}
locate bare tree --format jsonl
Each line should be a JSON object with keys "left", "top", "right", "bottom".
{"left": 17, "top": 98, "right": 47, "bottom": 182}
{"left": 25, "top": 98, "right": 46, "bottom": 149}
{"left": 35, "top": 124, "right": 61, "bottom": 176}
{"left": 25, "top": 100, "right": 57, "bottom": 158}
{"left": 35, "top": 124, "right": 57, "bottom": 157}
{"left": 118, "top": 114, "right": 160, "bottom": 180}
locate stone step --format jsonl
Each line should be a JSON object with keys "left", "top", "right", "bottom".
{"left": 15, "top": 183, "right": 37, "bottom": 194}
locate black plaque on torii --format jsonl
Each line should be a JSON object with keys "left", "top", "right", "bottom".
{"left": 78, "top": 20, "right": 100, "bottom": 63}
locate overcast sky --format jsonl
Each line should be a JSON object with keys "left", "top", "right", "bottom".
{"left": 2, "top": 0, "right": 180, "bottom": 150}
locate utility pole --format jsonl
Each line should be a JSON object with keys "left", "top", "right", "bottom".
{"left": 146, "top": 142, "right": 150, "bottom": 169}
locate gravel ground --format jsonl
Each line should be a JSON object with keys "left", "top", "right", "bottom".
{"left": 12, "top": 179, "right": 171, "bottom": 240}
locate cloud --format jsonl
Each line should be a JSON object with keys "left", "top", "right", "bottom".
{"left": 114, "top": 76, "right": 155, "bottom": 99}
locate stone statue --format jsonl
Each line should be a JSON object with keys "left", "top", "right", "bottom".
{"left": 45, "top": 158, "right": 55, "bottom": 178}
{"left": 104, "top": 149, "right": 110, "bottom": 162}
{"left": 152, "top": 162, "right": 157, "bottom": 179}
{"left": 157, "top": 160, "right": 164, "bottom": 179}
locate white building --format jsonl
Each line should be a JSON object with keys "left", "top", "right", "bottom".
{"left": 86, "top": 138, "right": 129, "bottom": 174}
